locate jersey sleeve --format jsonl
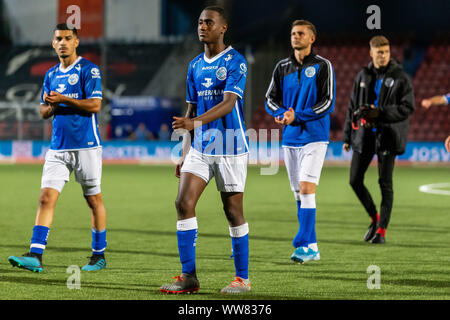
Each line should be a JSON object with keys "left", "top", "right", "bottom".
{"left": 224, "top": 56, "right": 247, "bottom": 99}
{"left": 40, "top": 70, "right": 51, "bottom": 105}
{"left": 265, "top": 62, "right": 287, "bottom": 117}
{"left": 83, "top": 65, "right": 103, "bottom": 99}
{"left": 186, "top": 61, "right": 198, "bottom": 104}
{"left": 444, "top": 93, "right": 450, "bottom": 105}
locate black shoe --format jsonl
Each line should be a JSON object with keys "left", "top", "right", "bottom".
{"left": 160, "top": 273, "right": 200, "bottom": 294}
{"left": 370, "top": 233, "right": 386, "bottom": 244}
{"left": 364, "top": 221, "right": 378, "bottom": 242}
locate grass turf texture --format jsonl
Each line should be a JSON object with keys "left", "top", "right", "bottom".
{"left": 0, "top": 164, "right": 449, "bottom": 300}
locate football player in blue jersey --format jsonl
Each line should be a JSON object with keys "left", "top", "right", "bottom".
{"left": 8, "top": 23, "right": 107, "bottom": 273}
{"left": 159, "top": 6, "right": 251, "bottom": 294}
{"left": 265, "top": 20, "right": 335, "bottom": 264}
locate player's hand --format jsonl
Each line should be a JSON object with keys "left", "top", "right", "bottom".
{"left": 343, "top": 143, "right": 350, "bottom": 152}
{"left": 282, "top": 108, "right": 296, "bottom": 125}
{"left": 274, "top": 116, "right": 285, "bottom": 124}
{"left": 421, "top": 99, "right": 432, "bottom": 109}
{"left": 172, "top": 117, "right": 194, "bottom": 131}
{"left": 43, "top": 92, "right": 58, "bottom": 113}
{"left": 45, "top": 91, "right": 66, "bottom": 104}
{"left": 445, "top": 135, "right": 450, "bottom": 153}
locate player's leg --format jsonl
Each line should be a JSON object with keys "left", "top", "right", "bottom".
{"left": 74, "top": 148, "right": 107, "bottom": 270}
{"left": 290, "top": 143, "right": 327, "bottom": 264}
{"left": 214, "top": 154, "right": 250, "bottom": 293}
{"left": 283, "top": 147, "right": 304, "bottom": 248}
{"left": 349, "top": 150, "right": 379, "bottom": 241}
{"left": 371, "top": 151, "right": 396, "bottom": 244}
{"left": 160, "top": 148, "right": 210, "bottom": 293}
{"left": 8, "top": 150, "right": 69, "bottom": 272}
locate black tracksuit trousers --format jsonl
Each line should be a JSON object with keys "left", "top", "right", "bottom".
{"left": 349, "top": 134, "right": 396, "bottom": 230}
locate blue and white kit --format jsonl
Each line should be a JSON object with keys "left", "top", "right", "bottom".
{"left": 182, "top": 46, "right": 249, "bottom": 192}
{"left": 40, "top": 56, "right": 103, "bottom": 195}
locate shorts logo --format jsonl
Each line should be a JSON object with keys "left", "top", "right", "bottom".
{"left": 384, "top": 77, "right": 395, "bottom": 87}
{"left": 68, "top": 73, "right": 79, "bottom": 85}
{"left": 305, "top": 66, "right": 316, "bottom": 78}
{"left": 216, "top": 67, "right": 227, "bottom": 81}
{"left": 91, "top": 68, "right": 101, "bottom": 78}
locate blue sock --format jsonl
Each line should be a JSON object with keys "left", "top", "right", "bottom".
{"left": 230, "top": 223, "right": 249, "bottom": 279}
{"left": 293, "top": 200, "right": 302, "bottom": 248}
{"left": 177, "top": 229, "right": 197, "bottom": 274}
{"left": 91, "top": 228, "right": 107, "bottom": 255}
{"left": 30, "top": 225, "right": 50, "bottom": 255}
{"left": 293, "top": 194, "right": 316, "bottom": 249}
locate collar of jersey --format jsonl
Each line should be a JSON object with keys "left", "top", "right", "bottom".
{"left": 58, "top": 56, "right": 82, "bottom": 73}
{"left": 203, "top": 46, "right": 233, "bottom": 64}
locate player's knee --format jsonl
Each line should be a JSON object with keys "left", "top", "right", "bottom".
{"left": 175, "top": 197, "right": 195, "bottom": 216}
{"left": 38, "top": 191, "right": 57, "bottom": 208}
{"left": 378, "top": 179, "right": 393, "bottom": 192}
{"left": 299, "top": 182, "right": 316, "bottom": 194}
{"left": 349, "top": 175, "right": 363, "bottom": 189}
{"left": 85, "top": 194, "right": 103, "bottom": 210}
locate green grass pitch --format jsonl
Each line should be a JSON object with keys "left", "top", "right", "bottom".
{"left": 0, "top": 163, "right": 449, "bottom": 300}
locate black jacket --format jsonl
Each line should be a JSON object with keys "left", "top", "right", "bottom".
{"left": 343, "top": 59, "right": 415, "bottom": 155}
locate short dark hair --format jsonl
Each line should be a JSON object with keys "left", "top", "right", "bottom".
{"left": 55, "top": 23, "right": 78, "bottom": 37}
{"left": 369, "top": 35, "right": 389, "bottom": 48}
{"left": 291, "top": 19, "right": 317, "bottom": 37}
{"left": 203, "top": 6, "right": 228, "bottom": 23}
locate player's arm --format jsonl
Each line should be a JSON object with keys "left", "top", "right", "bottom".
{"left": 172, "top": 93, "right": 237, "bottom": 131}
{"left": 40, "top": 92, "right": 57, "bottom": 119}
{"left": 421, "top": 95, "right": 449, "bottom": 108}
{"left": 180, "top": 103, "right": 196, "bottom": 156}
{"left": 265, "top": 63, "right": 287, "bottom": 120}
{"left": 175, "top": 103, "right": 196, "bottom": 178}
{"left": 44, "top": 91, "right": 101, "bottom": 113}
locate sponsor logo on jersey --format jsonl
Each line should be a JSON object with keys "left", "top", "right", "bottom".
{"left": 56, "top": 74, "right": 70, "bottom": 79}
{"left": 202, "top": 78, "right": 214, "bottom": 88}
{"left": 197, "top": 89, "right": 224, "bottom": 99}
{"left": 240, "top": 63, "right": 247, "bottom": 75}
{"left": 63, "top": 92, "right": 79, "bottom": 99}
{"left": 216, "top": 67, "right": 227, "bottom": 81}
{"left": 91, "top": 67, "right": 101, "bottom": 78}
{"left": 56, "top": 84, "right": 66, "bottom": 93}
{"left": 233, "top": 86, "right": 244, "bottom": 94}
{"left": 68, "top": 73, "right": 79, "bottom": 85}
{"left": 305, "top": 66, "right": 316, "bottom": 78}
{"left": 202, "top": 65, "right": 218, "bottom": 70}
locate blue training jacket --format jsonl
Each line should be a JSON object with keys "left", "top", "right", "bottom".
{"left": 265, "top": 51, "right": 335, "bottom": 147}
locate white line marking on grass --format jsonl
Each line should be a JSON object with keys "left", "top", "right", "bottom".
{"left": 419, "top": 183, "right": 450, "bottom": 196}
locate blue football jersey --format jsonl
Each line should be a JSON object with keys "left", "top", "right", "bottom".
{"left": 186, "top": 46, "right": 248, "bottom": 156}
{"left": 445, "top": 93, "right": 450, "bottom": 105}
{"left": 40, "top": 56, "right": 102, "bottom": 151}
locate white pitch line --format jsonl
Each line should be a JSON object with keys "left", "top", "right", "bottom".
{"left": 418, "top": 183, "right": 450, "bottom": 196}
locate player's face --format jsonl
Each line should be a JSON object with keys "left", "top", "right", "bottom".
{"left": 52, "top": 30, "right": 79, "bottom": 59}
{"left": 370, "top": 45, "right": 390, "bottom": 68}
{"left": 197, "top": 10, "right": 227, "bottom": 44}
{"left": 291, "top": 25, "right": 315, "bottom": 51}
